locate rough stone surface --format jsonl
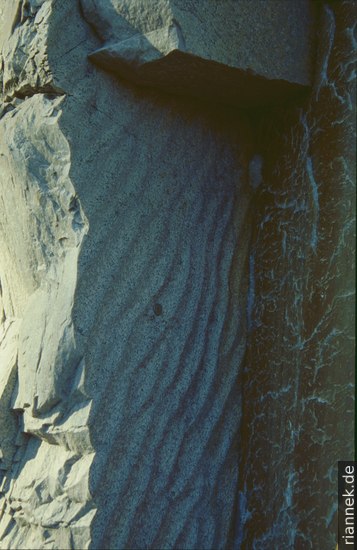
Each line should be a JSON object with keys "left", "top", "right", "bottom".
{"left": 82, "top": 0, "right": 316, "bottom": 107}
{"left": 238, "top": 2, "right": 356, "bottom": 548}
{"left": 0, "top": 1, "right": 355, "bottom": 549}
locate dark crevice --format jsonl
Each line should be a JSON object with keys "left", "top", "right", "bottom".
{"left": 10, "top": 85, "right": 65, "bottom": 102}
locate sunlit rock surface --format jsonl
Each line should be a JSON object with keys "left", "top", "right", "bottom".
{"left": 0, "top": 1, "right": 355, "bottom": 549}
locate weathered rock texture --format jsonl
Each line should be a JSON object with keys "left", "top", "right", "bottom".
{"left": 238, "top": 3, "right": 356, "bottom": 548}
{"left": 0, "top": 1, "right": 355, "bottom": 549}
{"left": 82, "top": 0, "right": 316, "bottom": 107}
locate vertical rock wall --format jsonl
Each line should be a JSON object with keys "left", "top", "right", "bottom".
{"left": 0, "top": 2, "right": 95, "bottom": 548}
{"left": 0, "top": 1, "right": 354, "bottom": 549}
{"left": 0, "top": 1, "right": 254, "bottom": 548}
{"left": 238, "top": 2, "right": 356, "bottom": 548}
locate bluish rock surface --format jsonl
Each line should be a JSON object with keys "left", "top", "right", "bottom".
{"left": 0, "top": 1, "right": 354, "bottom": 549}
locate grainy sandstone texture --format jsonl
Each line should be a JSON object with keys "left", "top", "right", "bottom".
{"left": 0, "top": 1, "right": 355, "bottom": 549}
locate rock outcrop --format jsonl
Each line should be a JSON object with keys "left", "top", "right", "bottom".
{"left": 82, "top": 0, "right": 316, "bottom": 107}
{"left": 238, "top": 3, "right": 356, "bottom": 547}
{"left": 0, "top": 1, "right": 355, "bottom": 549}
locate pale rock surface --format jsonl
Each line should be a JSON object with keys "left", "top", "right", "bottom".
{"left": 0, "top": 320, "right": 20, "bottom": 470}
{"left": 0, "top": 3, "right": 94, "bottom": 547}
{"left": 0, "top": 0, "right": 60, "bottom": 101}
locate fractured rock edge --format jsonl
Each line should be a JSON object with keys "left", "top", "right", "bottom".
{"left": 0, "top": 94, "right": 95, "bottom": 548}
{"left": 0, "top": 90, "right": 95, "bottom": 550}
{"left": 81, "top": 0, "right": 316, "bottom": 108}
{"left": 0, "top": 2, "right": 96, "bottom": 547}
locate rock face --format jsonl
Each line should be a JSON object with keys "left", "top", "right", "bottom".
{"left": 238, "top": 4, "right": 356, "bottom": 548}
{"left": 82, "top": 0, "right": 316, "bottom": 107}
{"left": 0, "top": 1, "right": 355, "bottom": 549}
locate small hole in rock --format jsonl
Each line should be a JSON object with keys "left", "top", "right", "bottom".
{"left": 153, "top": 303, "right": 163, "bottom": 316}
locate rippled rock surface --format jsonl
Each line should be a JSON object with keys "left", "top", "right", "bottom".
{"left": 0, "top": 1, "right": 355, "bottom": 549}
